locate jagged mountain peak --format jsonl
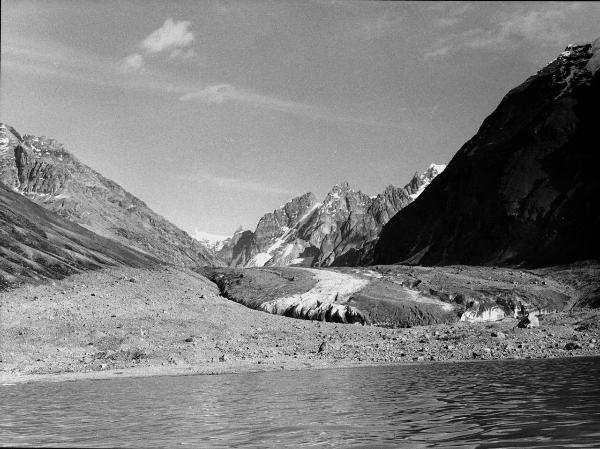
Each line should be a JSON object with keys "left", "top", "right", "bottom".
{"left": 323, "top": 182, "right": 356, "bottom": 204}
{"left": 329, "top": 181, "right": 352, "bottom": 192}
{"left": 425, "top": 163, "right": 446, "bottom": 176}
{"left": 221, "top": 162, "right": 445, "bottom": 268}
{"left": 404, "top": 163, "right": 446, "bottom": 200}
{"left": 263, "top": 191, "right": 319, "bottom": 229}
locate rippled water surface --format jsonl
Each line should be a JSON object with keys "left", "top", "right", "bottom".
{"left": 2, "top": 357, "right": 600, "bottom": 448}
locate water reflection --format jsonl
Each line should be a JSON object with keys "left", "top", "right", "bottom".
{"left": 1, "top": 357, "right": 599, "bottom": 448}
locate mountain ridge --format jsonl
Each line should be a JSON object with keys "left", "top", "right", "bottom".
{"left": 0, "top": 181, "right": 158, "bottom": 289}
{"left": 373, "top": 40, "right": 600, "bottom": 267}
{"left": 218, "top": 163, "right": 445, "bottom": 268}
{"left": 0, "top": 124, "right": 223, "bottom": 267}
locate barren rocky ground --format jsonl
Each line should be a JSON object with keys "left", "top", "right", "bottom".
{"left": 1, "top": 265, "right": 599, "bottom": 384}
{"left": 206, "top": 263, "right": 600, "bottom": 326}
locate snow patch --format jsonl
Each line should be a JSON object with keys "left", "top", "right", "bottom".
{"left": 192, "top": 230, "right": 230, "bottom": 251}
{"left": 409, "top": 163, "right": 446, "bottom": 200}
{"left": 259, "top": 268, "right": 369, "bottom": 321}
{"left": 460, "top": 307, "right": 505, "bottom": 322}
{"left": 409, "top": 183, "right": 428, "bottom": 201}
{"left": 428, "top": 163, "right": 446, "bottom": 175}
{"left": 247, "top": 252, "right": 272, "bottom": 267}
{"left": 246, "top": 202, "right": 322, "bottom": 267}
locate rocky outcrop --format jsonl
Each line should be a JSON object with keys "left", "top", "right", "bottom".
{"left": 221, "top": 164, "right": 444, "bottom": 268}
{"left": 247, "top": 192, "right": 320, "bottom": 267}
{"left": 0, "top": 124, "right": 222, "bottom": 267}
{"left": 13, "top": 145, "right": 70, "bottom": 195}
{"left": 225, "top": 229, "right": 256, "bottom": 267}
{"left": 373, "top": 40, "right": 600, "bottom": 268}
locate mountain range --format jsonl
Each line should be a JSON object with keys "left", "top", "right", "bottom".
{"left": 2, "top": 39, "right": 599, "bottom": 282}
{"left": 217, "top": 164, "right": 445, "bottom": 268}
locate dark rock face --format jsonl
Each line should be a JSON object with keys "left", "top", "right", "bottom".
{"left": 220, "top": 165, "right": 444, "bottom": 267}
{"left": 0, "top": 124, "right": 222, "bottom": 267}
{"left": 518, "top": 313, "right": 540, "bottom": 329}
{"left": 374, "top": 41, "right": 600, "bottom": 268}
{"left": 14, "top": 145, "right": 69, "bottom": 195}
{"left": 224, "top": 229, "right": 256, "bottom": 267}
{"left": 253, "top": 192, "right": 319, "bottom": 253}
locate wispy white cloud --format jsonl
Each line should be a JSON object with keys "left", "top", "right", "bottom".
{"left": 180, "top": 84, "right": 399, "bottom": 127}
{"left": 120, "top": 52, "right": 144, "bottom": 72}
{"left": 178, "top": 172, "right": 294, "bottom": 196}
{"left": 121, "top": 18, "right": 195, "bottom": 72}
{"left": 180, "top": 84, "right": 305, "bottom": 111}
{"left": 3, "top": 34, "right": 189, "bottom": 94}
{"left": 4, "top": 33, "right": 398, "bottom": 128}
{"left": 425, "top": 4, "right": 581, "bottom": 59}
{"left": 140, "top": 18, "right": 194, "bottom": 55}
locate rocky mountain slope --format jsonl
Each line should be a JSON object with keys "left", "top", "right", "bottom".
{"left": 0, "top": 181, "right": 157, "bottom": 289}
{"left": 0, "top": 124, "right": 221, "bottom": 267}
{"left": 374, "top": 40, "right": 600, "bottom": 268}
{"left": 220, "top": 164, "right": 444, "bottom": 268}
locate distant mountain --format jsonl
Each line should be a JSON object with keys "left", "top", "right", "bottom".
{"left": 0, "top": 181, "right": 156, "bottom": 289}
{"left": 192, "top": 230, "right": 229, "bottom": 252}
{"left": 0, "top": 124, "right": 222, "bottom": 267}
{"left": 219, "top": 227, "right": 258, "bottom": 267}
{"left": 221, "top": 164, "right": 445, "bottom": 267}
{"left": 374, "top": 40, "right": 600, "bottom": 267}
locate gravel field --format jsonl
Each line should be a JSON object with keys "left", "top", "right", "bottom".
{"left": 1, "top": 265, "right": 599, "bottom": 384}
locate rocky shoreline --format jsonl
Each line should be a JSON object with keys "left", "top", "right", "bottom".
{"left": 2, "top": 266, "right": 599, "bottom": 384}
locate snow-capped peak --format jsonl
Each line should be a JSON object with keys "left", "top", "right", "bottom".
{"left": 192, "top": 230, "right": 230, "bottom": 251}
{"left": 427, "top": 163, "right": 446, "bottom": 176}
{"left": 408, "top": 163, "right": 446, "bottom": 200}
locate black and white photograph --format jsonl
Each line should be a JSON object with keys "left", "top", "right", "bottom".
{"left": 1, "top": 0, "right": 599, "bottom": 447}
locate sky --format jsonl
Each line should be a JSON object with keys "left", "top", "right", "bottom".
{"left": 1, "top": 1, "right": 599, "bottom": 237}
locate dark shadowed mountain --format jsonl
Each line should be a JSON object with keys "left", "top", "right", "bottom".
{"left": 0, "top": 124, "right": 222, "bottom": 267}
{"left": 373, "top": 40, "right": 600, "bottom": 267}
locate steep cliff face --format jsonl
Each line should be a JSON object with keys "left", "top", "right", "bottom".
{"left": 374, "top": 40, "right": 600, "bottom": 267}
{"left": 13, "top": 145, "right": 70, "bottom": 195}
{"left": 221, "top": 164, "right": 444, "bottom": 267}
{"left": 243, "top": 192, "right": 321, "bottom": 267}
{"left": 0, "top": 125, "right": 222, "bottom": 267}
{"left": 226, "top": 230, "right": 256, "bottom": 266}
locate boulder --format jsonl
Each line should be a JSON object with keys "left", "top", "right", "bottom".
{"left": 518, "top": 313, "right": 540, "bottom": 328}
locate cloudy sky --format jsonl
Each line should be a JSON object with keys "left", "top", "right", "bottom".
{"left": 2, "top": 1, "right": 599, "bottom": 236}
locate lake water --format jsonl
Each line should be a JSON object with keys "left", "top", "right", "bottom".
{"left": 2, "top": 357, "right": 600, "bottom": 448}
